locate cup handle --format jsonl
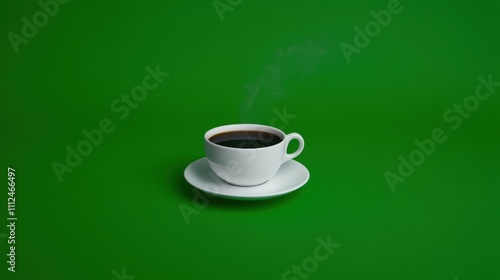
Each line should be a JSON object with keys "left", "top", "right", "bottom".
{"left": 282, "top": 133, "right": 305, "bottom": 163}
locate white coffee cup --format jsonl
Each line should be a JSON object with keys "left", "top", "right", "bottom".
{"left": 204, "top": 124, "right": 304, "bottom": 186}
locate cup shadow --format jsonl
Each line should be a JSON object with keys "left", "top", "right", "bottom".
{"left": 170, "top": 159, "right": 303, "bottom": 210}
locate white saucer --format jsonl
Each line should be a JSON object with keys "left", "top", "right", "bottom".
{"left": 184, "top": 158, "right": 310, "bottom": 200}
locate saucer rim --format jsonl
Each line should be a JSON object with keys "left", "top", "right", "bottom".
{"left": 183, "top": 157, "right": 310, "bottom": 200}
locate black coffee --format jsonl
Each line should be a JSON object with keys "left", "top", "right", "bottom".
{"left": 209, "top": 130, "right": 282, "bottom": 149}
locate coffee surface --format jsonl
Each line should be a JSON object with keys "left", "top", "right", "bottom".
{"left": 209, "top": 130, "right": 282, "bottom": 148}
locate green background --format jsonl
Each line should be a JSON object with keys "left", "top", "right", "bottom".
{"left": 1, "top": 0, "right": 499, "bottom": 279}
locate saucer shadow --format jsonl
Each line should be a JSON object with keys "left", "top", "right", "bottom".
{"left": 170, "top": 159, "right": 303, "bottom": 210}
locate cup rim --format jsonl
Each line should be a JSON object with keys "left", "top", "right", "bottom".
{"left": 204, "top": 124, "right": 285, "bottom": 151}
